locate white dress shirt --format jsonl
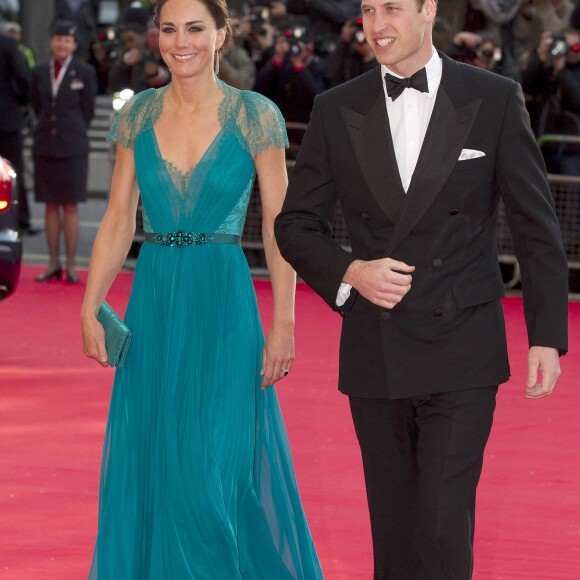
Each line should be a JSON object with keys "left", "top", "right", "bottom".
{"left": 336, "top": 49, "right": 443, "bottom": 306}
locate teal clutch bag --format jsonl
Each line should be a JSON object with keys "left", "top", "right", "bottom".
{"left": 97, "top": 301, "right": 132, "bottom": 367}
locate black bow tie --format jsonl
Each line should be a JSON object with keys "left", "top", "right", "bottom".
{"left": 384, "top": 68, "right": 429, "bottom": 101}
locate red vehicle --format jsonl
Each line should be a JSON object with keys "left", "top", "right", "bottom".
{"left": 0, "top": 156, "right": 22, "bottom": 300}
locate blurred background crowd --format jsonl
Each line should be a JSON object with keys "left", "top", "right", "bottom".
{"left": 2, "top": 0, "right": 580, "bottom": 201}
{"left": 0, "top": 0, "right": 579, "bottom": 293}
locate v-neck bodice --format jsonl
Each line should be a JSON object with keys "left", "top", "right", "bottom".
{"left": 150, "top": 82, "right": 233, "bottom": 196}
{"left": 151, "top": 121, "right": 229, "bottom": 198}
{"left": 107, "top": 80, "right": 288, "bottom": 236}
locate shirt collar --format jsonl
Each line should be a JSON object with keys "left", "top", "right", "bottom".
{"left": 381, "top": 48, "right": 442, "bottom": 98}
{"left": 51, "top": 54, "right": 73, "bottom": 68}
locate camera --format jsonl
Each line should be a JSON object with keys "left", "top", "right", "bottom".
{"left": 353, "top": 16, "right": 365, "bottom": 44}
{"left": 480, "top": 46, "right": 494, "bottom": 60}
{"left": 249, "top": 6, "right": 270, "bottom": 36}
{"left": 550, "top": 34, "right": 567, "bottom": 58}
{"left": 284, "top": 26, "right": 307, "bottom": 56}
{"left": 96, "top": 27, "right": 122, "bottom": 62}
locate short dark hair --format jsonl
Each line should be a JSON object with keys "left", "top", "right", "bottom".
{"left": 154, "top": 0, "right": 233, "bottom": 46}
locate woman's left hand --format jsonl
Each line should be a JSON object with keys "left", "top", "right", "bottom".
{"left": 261, "top": 325, "right": 295, "bottom": 389}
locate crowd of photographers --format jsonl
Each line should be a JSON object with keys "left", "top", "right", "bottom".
{"left": 1, "top": 0, "right": 580, "bottom": 175}
{"left": 91, "top": 0, "right": 580, "bottom": 173}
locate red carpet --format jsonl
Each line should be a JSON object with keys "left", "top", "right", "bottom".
{"left": 1, "top": 266, "right": 579, "bottom": 579}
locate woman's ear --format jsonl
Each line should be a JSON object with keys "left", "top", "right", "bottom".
{"left": 216, "top": 28, "right": 226, "bottom": 51}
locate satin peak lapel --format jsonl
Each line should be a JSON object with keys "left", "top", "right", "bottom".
{"left": 386, "top": 86, "right": 481, "bottom": 255}
{"left": 341, "top": 95, "right": 406, "bottom": 224}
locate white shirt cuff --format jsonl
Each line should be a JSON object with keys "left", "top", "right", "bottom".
{"left": 336, "top": 283, "right": 352, "bottom": 307}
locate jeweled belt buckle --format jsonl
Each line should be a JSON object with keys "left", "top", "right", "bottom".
{"left": 153, "top": 231, "right": 211, "bottom": 247}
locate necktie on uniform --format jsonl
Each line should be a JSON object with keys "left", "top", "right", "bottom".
{"left": 53, "top": 60, "right": 63, "bottom": 80}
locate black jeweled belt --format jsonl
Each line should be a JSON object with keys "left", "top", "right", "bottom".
{"left": 143, "top": 231, "right": 241, "bottom": 247}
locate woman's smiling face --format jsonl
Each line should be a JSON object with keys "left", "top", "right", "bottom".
{"left": 158, "top": 0, "right": 225, "bottom": 79}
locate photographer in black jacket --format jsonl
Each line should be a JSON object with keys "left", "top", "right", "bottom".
{"left": 324, "top": 17, "right": 377, "bottom": 88}
{"left": 107, "top": 22, "right": 158, "bottom": 94}
{"left": 285, "top": 0, "right": 360, "bottom": 55}
{"left": 254, "top": 25, "right": 325, "bottom": 123}
{"left": 522, "top": 28, "right": 580, "bottom": 175}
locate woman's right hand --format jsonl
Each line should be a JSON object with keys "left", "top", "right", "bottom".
{"left": 81, "top": 309, "right": 109, "bottom": 367}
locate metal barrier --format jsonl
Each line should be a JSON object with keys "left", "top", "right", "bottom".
{"left": 497, "top": 173, "right": 580, "bottom": 288}
{"left": 537, "top": 134, "right": 580, "bottom": 149}
{"left": 496, "top": 134, "right": 580, "bottom": 289}
{"left": 132, "top": 127, "right": 579, "bottom": 292}
{"left": 242, "top": 168, "right": 580, "bottom": 290}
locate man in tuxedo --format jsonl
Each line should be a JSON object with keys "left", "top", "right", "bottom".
{"left": 274, "top": 0, "right": 569, "bottom": 578}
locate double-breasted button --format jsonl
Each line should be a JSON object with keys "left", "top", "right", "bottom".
{"left": 432, "top": 258, "right": 443, "bottom": 269}
{"left": 449, "top": 209, "right": 460, "bottom": 216}
{"left": 380, "top": 312, "right": 391, "bottom": 321}
{"left": 361, "top": 212, "right": 370, "bottom": 222}
{"left": 51, "top": 101, "right": 57, "bottom": 108}
{"left": 50, "top": 128, "right": 57, "bottom": 135}
{"left": 50, "top": 115, "right": 57, "bottom": 122}
{"left": 433, "top": 309, "right": 444, "bottom": 317}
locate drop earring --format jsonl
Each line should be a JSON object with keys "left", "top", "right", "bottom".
{"left": 214, "top": 50, "right": 220, "bottom": 76}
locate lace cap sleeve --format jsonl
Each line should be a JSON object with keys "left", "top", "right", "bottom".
{"left": 240, "top": 91, "right": 289, "bottom": 157}
{"left": 107, "top": 88, "right": 156, "bottom": 149}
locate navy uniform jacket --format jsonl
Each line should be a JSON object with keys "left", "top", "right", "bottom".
{"left": 31, "top": 57, "right": 97, "bottom": 159}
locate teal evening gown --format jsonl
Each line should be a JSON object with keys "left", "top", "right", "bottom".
{"left": 88, "top": 81, "right": 323, "bottom": 579}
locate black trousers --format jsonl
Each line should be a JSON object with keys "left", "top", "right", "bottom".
{"left": 349, "top": 386, "right": 497, "bottom": 580}
{"left": 0, "top": 131, "right": 30, "bottom": 228}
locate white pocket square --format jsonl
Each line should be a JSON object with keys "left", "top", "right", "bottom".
{"left": 458, "top": 149, "right": 486, "bottom": 161}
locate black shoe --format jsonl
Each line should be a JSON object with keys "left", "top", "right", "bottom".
{"left": 36, "top": 265, "right": 63, "bottom": 282}
{"left": 18, "top": 223, "right": 41, "bottom": 236}
{"left": 23, "top": 226, "right": 42, "bottom": 236}
{"left": 66, "top": 271, "right": 80, "bottom": 284}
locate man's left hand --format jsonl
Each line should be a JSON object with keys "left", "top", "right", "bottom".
{"left": 526, "top": 346, "right": 561, "bottom": 399}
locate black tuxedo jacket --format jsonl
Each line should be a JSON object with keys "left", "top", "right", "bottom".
{"left": 275, "top": 53, "right": 569, "bottom": 399}
{"left": 31, "top": 57, "right": 97, "bottom": 159}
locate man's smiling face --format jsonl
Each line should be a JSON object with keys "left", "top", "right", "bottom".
{"left": 361, "top": 0, "right": 436, "bottom": 77}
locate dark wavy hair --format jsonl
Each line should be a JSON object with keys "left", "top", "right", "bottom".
{"left": 154, "top": 0, "right": 233, "bottom": 45}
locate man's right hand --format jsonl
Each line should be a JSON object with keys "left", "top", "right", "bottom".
{"left": 343, "top": 258, "right": 415, "bottom": 309}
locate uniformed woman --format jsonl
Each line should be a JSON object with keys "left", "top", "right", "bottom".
{"left": 32, "top": 20, "right": 97, "bottom": 283}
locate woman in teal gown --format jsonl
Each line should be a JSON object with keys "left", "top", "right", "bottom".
{"left": 80, "top": 0, "right": 323, "bottom": 577}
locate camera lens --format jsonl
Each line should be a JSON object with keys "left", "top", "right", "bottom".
{"left": 550, "top": 39, "right": 567, "bottom": 58}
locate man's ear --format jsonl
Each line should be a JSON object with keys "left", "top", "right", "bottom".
{"left": 423, "top": 0, "right": 437, "bottom": 24}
